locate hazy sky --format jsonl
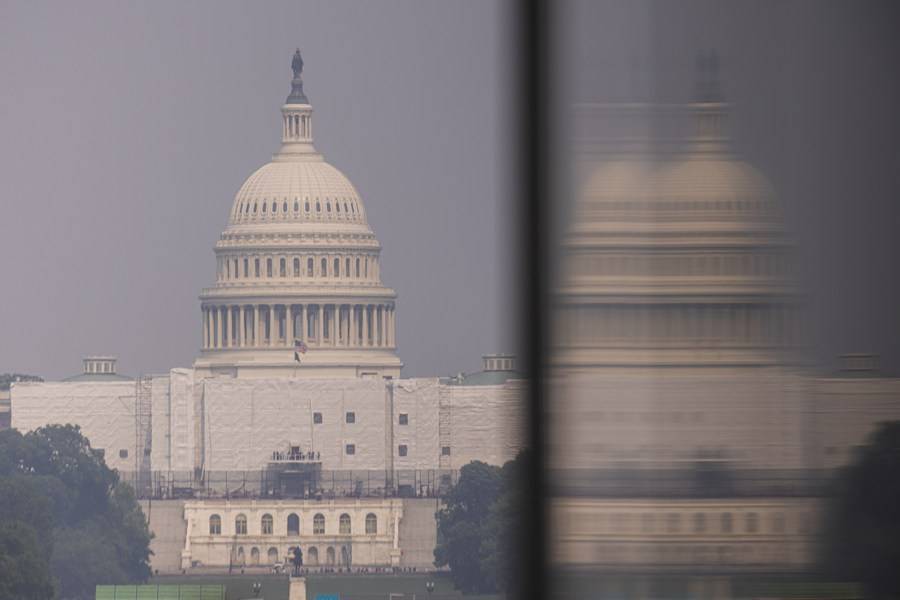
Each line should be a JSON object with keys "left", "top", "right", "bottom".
{"left": 0, "top": 1, "right": 515, "bottom": 380}
{"left": 555, "top": 0, "right": 900, "bottom": 375}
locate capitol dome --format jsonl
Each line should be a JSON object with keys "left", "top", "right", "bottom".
{"left": 557, "top": 92, "right": 800, "bottom": 369}
{"left": 194, "top": 50, "right": 402, "bottom": 379}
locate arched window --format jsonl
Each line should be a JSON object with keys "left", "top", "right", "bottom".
{"left": 693, "top": 512, "right": 706, "bottom": 533}
{"left": 254, "top": 258, "right": 260, "bottom": 277}
{"left": 245, "top": 202, "right": 250, "bottom": 214}
{"left": 336, "top": 202, "right": 341, "bottom": 213}
{"left": 308, "top": 546, "right": 319, "bottom": 565}
{"left": 344, "top": 202, "right": 349, "bottom": 213}
{"left": 271, "top": 201, "right": 276, "bottom": 213}
{"left": 365, "top": 513, "right": 377, "bottom": 535}
{"left": 326, "top": 201, "right": 331, "bottom": 212}
{"left": 321, "top": 258, "right": 327, "bottom": 277}
{"left": 721, "top": 512, "right": 733, "bottom": 533}
{"left": 282, "top": 201, "right": 288, "bottom": 213}
{"left": 235, "top": 514, "right": 247, "bottom": 535}
{"left": 250, "top": 547, "right": 260, "bottom": 565}
{"left": 339, "top": 514, "right": 351, "bottom": 535}
{"left": 314, "top": 513, "right": 325, "bottom": 535}
{"left": 745, "top": 512, "right": 759, "bottom": 533}
{"left": 287, "top": 513, "right": 300, "bottom": 536}
{"left": 305, "top": 201, "right": 310, "bottom": 212}
{"left": 262, "top": 201, "right": 267, "bottom": 213}
{"left": 236, "top": 546, "right": 245, "bottom": 565}
{"left": 209, "top": 514, "right": 221, "bottom": 535}
{"left": 233, "top": 259, "right": 239, "bottom": 279}
{"left": 772, "top": 512, "right": 786, "bottom": 533}
{"left": 307, "top": 258, "right": 314, "bottom": 277}
{"left": 334, "top": 258, "right": 340, "bottom": 277}
{"left": 293, "top": 258, "right": 300, "bottom": 276}
{"left": 252, "top": 202, "right": 257, "bottom": 213}
{"left": 316, "top": 201, "right": 321, "bottom": 213}
{"left": 345, "top": 258, "right": 350, "bottom": 277}
{"left": 267, "top": 547, "right": 278, "bottom": 564}
{"left": 341, "top": 546, "right": 351, "bottom": 566}
{"left": 261, "top": 514, "right": 273, "bottom": 535}
{"left": 326, "top": 546, "right": 335, "bottom": 565}
{"left": 244, "top": 258, "right": 249, "bottom": 277}
{"left": 266, "top": 258, "right": 273, "bottom": 278}
{"left": 294, "top": 200, "right": 299, "bottom": 212}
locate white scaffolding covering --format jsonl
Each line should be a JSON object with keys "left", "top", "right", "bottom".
{"left": 10, "top": 380, "right": 137, "bottom": 472}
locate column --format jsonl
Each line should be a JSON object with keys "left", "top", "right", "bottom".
{"left": 223, "top": 306, "right": 231, "bottom": 348}
{"left": 316, "top": 305, "right": 322, "bottom": 345}
{"left": 202, "top": 308, "right": 209, "bottom": 349}
{"left": 267, "top": 305, "right": 275, "bottom": 346}
{"left": 387, "top": 306, "right": 393, "bottom": 348}
{"left": 332, "top": 305, "right": 338, "bottom": 347}
{"left": 301, "top": 304, "right": 307, "bottom": 343}
{"left": 350, "top": 305, "right": 357, "bottom": 347}
{"left": 287, "top": 305, "right": 294, "bottom": 343}
{"left": 253, "top": 304, "right": 260, "bottom": 347}
{"left": 216, "top": 306, "right": 224, "bottom": 349}
{"left": 361, "top": 305, "right": 368, "bottom": 346}
{"left": 239, "top": 306, "right": 246, "bottom": 348}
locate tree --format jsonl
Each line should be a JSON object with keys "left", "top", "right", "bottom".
{"left": 434, "top": 461, "right": 502, "bottom": 593}
{"left": 821, "top": 421, "right": 900, "bottom": 599}
{"left": 0, "top": 425, "right": 152, "bottom": 599}
{"left": 0, "top": 521, "right": 55, "bottom": 600}
{"left": 0, "top": 373, "right": 43, "bottom": 390}
{"left": 435, "top": 451, "right": 531, "bottom": 595}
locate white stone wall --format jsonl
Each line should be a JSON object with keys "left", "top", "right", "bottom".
{"left": 550, "top": 497, "right": 821, "bottom": 570}
{"left": 10, "top": 380, "right": 137, "bottom": 472}
{"left": 548, "top": 368, "right": 811, "bottom": 471}
{"left": 441, "top": 381, "right": 526, "bottom": 470}
{"left": 182, "top": 498, "right": 402, "bottom": 568}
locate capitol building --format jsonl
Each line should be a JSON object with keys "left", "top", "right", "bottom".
{"left": 8, "top": 51, "right": 523, "bottom": 573}
{"left": 547, "top": 59, "right": 900, "bottom": 597}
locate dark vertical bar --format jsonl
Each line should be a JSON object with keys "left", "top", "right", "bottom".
{"left": 518, "top": 1, "right": 548, "bottom": 599}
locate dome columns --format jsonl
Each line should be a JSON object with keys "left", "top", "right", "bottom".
{"left": 201, "top": 302, "right": 395, "bottom": 351}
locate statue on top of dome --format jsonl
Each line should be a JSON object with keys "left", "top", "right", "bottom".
{"left": 286, "top": 48, "right": 309, "bottom": 104}
{"left": 292, "top": 48, "right": 304, "bottom": 79}
{"left": 694, "top": 49, "right": 723, "bottom": 103}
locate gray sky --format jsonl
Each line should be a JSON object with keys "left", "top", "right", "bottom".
{"left": 0, "top": 1, "right": 515, "bottom": 380}
{"left": 555, "top": 0, "right": 900, "bottom": 375}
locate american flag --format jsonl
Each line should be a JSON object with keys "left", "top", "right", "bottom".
{"left": 294, "top": 339, "right": 308, "bottom": 363}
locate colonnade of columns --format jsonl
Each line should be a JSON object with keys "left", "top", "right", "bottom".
{"left": 202, "top": 302, "right": 396, "bottom": 351}
{"left": 282, "top": 111, "right": 311, "bottom": 141}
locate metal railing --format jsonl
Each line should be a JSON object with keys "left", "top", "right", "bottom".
{"left": 123, "top": 469, "right": 460, "bottom": 500}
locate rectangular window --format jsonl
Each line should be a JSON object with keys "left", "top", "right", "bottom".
{"left": 441, "top": 446, "right": 451, "bottom": 456}
{"left": 399, "top": 413, "right": 408, "bottom": 425}
{"left": 119, "top": 449, "right": 128, "bottom": 459}
{"left": 313, "top": 412, "right": 323, "bottom": 424}
{"left": 345, "top": 444, "right": 355, "bottom": 455}
{"left": 244, "top": 258, "right": 249, "bottom": 277}
{"left": 398, "top": 444, "right": 408, "bottom": 457}
{"left": 254, "top": 258, "right": 260, "bottom": 277}
{"left": 346, "top": 412, "right": 355, "bottom": 424}
{"left": 280, "top": 258, "right": 286, "bottom": 277}
{"left": 267, "top": 258, "right": 273, "bottom": 277}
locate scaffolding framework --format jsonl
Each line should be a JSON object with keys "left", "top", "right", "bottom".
{"left": 134, "top": 375, "right": 153, "bottom": 496}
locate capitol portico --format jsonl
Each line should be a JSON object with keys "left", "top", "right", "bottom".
{"left": 195, "top": 49, "right": 401, "bottom": 379}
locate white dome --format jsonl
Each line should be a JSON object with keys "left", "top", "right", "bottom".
{"left": 229, "top": 159, "right": 368, "bottom": 226}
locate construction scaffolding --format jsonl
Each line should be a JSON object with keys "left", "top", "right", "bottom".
{"left": 134, "top": 375, "right": 153, "bottom": 497}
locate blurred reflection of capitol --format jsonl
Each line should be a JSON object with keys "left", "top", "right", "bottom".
{"left": 548, "top": 61, "right": 900, "bottom": 593}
